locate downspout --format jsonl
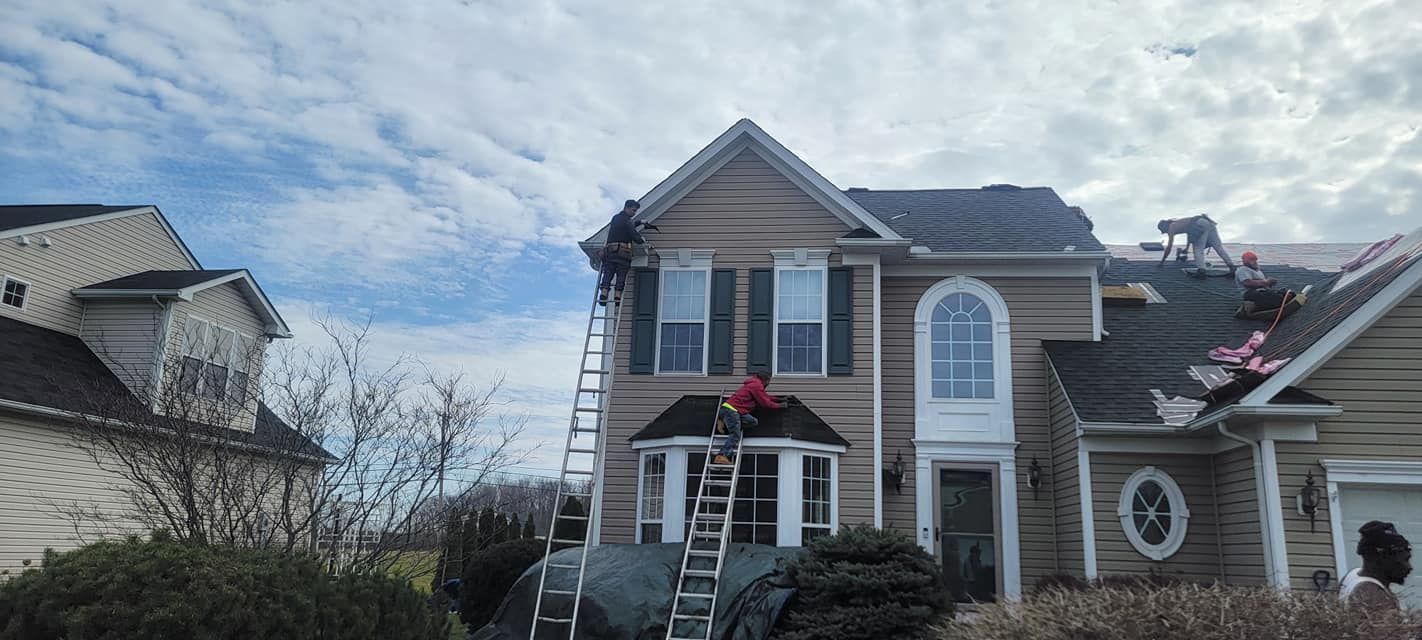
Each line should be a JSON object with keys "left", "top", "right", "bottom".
{"left": 1209, "top": 452, "right": 1226, "bottom": 582}
{"left": 1216, "top": 422, "right": 1280, "bottom": 588}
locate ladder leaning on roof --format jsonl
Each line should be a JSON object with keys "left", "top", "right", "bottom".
{"left": 529, "top": 283, "right": 625, "bottom": 639}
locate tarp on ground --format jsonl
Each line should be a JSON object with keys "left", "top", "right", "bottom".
{"left": 471, "top": 542, "right": 799, "bottom": 640}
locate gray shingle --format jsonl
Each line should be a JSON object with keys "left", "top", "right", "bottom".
{"left": 1, "top": 204, "right": 146, "bottom": 233}
{"left": 845, "top": 187, "right": 1105, "bottom": 253}
{"left": 629, "top": 395, "right": 850, "bottom": 447}
{"left": 79, "top": 269, "right": 243, "bottom": 291}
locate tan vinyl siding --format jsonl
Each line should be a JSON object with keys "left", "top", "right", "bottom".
{"left": 1047, "top": 364, "right": 1084, "bottom": 576}
{"left": 882, "top": 275, "right": 1094, "bottom": 584}
{"left": 79, "top": 301, "right": 165, "bottom": 398}
{"left": 1213, "top": 444, "right": 1265, "bottom": 585}
{"left": 0, "top": 412, "right": 144, "bottom": 577}
{"left": 599, "top": 148, "right": 873, "bottom": 543}
{"left": 0, "top": 213, "right": 192, "bottom": 335}
{"left": 1276, "top": 287, "right": 1422, "bottom": 591}
{"left": 161, "top": 283, "right": 268, "bottom": 432}
{"left": 1090, "top": 453, "right": 1222, "bottom": 582}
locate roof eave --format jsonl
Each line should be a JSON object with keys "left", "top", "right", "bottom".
{"left": 907, "top": 249, "right": 1113, "bottom": 261}
{"left": 1080, "top": 403, "right": 1343, "bottom": 436}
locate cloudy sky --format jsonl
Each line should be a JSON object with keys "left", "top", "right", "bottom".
{"left": 2, "top": 0, "right": 1419, "bottom": 475}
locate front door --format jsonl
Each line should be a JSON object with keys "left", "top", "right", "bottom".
{"left": 934, "top": 466, "right": 1000, "bottom": 603}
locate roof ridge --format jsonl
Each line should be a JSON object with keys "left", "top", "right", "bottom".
{"left": 843, "top": 186, "right": 1053, "bottom": 193}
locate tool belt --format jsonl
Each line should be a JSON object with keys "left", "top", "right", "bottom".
{"left": 721, "top": 402, "right": 742, "bottom": 414}
{"left": 602, "top": 242, "right": 634, "bottom": 258}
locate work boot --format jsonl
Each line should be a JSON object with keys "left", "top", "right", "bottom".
{"left": 597, "top": 290, "right": 610, "bottom": 306}
{"left": 713, "top": 454, "right": 732, "bottom": 465}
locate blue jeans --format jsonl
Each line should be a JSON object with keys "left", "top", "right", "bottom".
{"left": 717, "top": 406, "right": 757, "bottom": 457}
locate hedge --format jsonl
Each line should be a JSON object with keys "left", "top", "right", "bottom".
{"left": 458, "top": 537, "right": 549, "bottom": 631}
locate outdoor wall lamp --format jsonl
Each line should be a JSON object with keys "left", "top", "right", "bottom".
{"left": 883, "top": 451, "right": 906, "bottom": 494}
{"left": 1027, "top": 458, "right": 1043, "bottom": 498}
{"left": 1296, "top": 470, "right": 1321, "bottom": 532}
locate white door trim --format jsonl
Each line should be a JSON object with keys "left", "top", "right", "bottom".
{"left": 913, "top": 440, "right": 1022, "bottom": 600}
{"left": 1322, "top": 458, "right": 1422, "bottom": 584}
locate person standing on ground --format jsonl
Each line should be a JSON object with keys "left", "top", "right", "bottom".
{"left": 1157, "top": 214, "right": 1236, "bottom": 275}
{"left": 713, "top": 372, "right": 785, "bottom": 465}
{"left": 597, "top": 199, "right": 647, "bottom": 306}
{"left": 1340, "top": 520, "right": 1412, "bottom": 613}
{"left": 1235, "top": 251, "right": 1290, "bottom": 309}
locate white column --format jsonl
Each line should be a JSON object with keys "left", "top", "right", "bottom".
{"left": 1260, "top": 439, "right": 1292, "bottom": 589}
{"left": 1078, "top": 447, "right": 1099, "bottom": 579}
{"left": 664, "top": 449, "right": 689, "bottom": 543}
{"left": 915, "top": 455, "right": 934, "bottom": 552}
{"left": 999, "top": 458, "right": 1023, "bottom": 599}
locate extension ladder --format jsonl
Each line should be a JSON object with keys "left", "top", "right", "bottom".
{"left": 530, "top": 285, "right": 624, "bottom": 639}
{"left": 665, "top": 392, "right": 744, "bottom": 640}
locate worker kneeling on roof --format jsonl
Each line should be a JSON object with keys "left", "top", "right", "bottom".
{"left": 714, "top": 372, "right": 786, "bottom": 465}
{"left": 1236, "top": 251, "right": 1288, "bottom": 309}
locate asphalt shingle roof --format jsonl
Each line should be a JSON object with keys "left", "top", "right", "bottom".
{"left": 629, "top": 395, "right": 851, "bottom": 448}
{"left": 0, "top": 315, "right": 328, "bottom": 459}
{"left": 1045, "top": 245, "right": 1421, "bottom": 424}
{"left": 79, "top": 269, "right": 243, "bottom": 291}
{"left": 1, "top": 205, "right": 146, "bottom": 233}
{"left": 845, "top": 187, "right": 1106, "bottom": 253}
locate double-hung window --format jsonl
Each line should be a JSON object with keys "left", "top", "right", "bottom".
{"left": 638, "top": 452, "right": 666, "bottom": 543}
{"left": 180, "top": 316, "right": 254, "bottom": 404}
{"left": 657, "top": 269, "right": 708, "bottom": 374}
{"left": 775, "top": 268, "right": 826, "bottom": 375}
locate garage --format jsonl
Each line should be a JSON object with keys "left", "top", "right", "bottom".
{"left": 1337, "top": 485, "right": 1422, "bottom": 608}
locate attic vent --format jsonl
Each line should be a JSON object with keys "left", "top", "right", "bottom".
{"left": 981, "top": 184, "right": 1021, "bottom": 191}
{"left": 847, "top": 187, "right": 870, "bottom": 192}
{"left": 1128, "top": 282, "right": 1167, "bottom": 303}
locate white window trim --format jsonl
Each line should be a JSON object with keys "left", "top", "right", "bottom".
{"left": 1, "top": 274, "right": 31, "bottom": 311}
{"left": 654, "top": 255, "right": 713, "bottom": 376}
{"left": 911, "top": 276, "right": 1015, "bottom": 444}
{"left": 1117, "top": 466, "right": 1191, "bottom": 561}
{"left": 796, "top": 452, "right": 838, "bottom": 543}
{"left": 1322, "top": 459, "right": 1422, "bottom": 584}
{"left": 181, "top": 314, "right": 257, "bottom": 402}
{"left": 636, "top": 451, "right": 668, "bottom": 544}
{"left": 771, "top": 249, "right": 832, "bottom": 378}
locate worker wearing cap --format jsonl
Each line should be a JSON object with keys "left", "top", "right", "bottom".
{"left": 1157, "top": 214, "right": 1236, "bottom": 275}
{"left": 1236, "top": 250, "right": 1288, "bottom": 308}
{"left": 597, "top": 199, "right": 647, "bottom": 306}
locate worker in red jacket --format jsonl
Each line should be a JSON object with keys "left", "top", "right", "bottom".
{"left": 714, "top": 372, "right": 785, "bottom": 464}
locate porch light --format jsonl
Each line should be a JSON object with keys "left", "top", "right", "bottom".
{"left": 1296, "top": 470, "right": 1321, "bottom": 532}
{"left": 883, "top": 451, "right": 906, "bottom": 494}
{"left": 1027, "top": 458, "right": 1043, "bottom": 498}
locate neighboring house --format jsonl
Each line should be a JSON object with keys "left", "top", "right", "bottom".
{"left": 0, "top": 205, "right": 323, "bottom": 577}
{"left": 578, "top": 119, "right": 1422, "bottom": 605}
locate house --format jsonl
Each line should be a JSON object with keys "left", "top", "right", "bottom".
{"left": 0, "top": 204, "right": 323, "bottom": 577}
{"left": 577, "top": 119, "right": 1422, "bottom": 605}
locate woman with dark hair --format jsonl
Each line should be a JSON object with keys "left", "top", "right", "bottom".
{"left": 1340, "top": 520, "right": 1413, "bottom": 612}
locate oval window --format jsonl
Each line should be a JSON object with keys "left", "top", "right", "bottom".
{"left": 1117, "top": 467, "right": 1190, "bottom": 560}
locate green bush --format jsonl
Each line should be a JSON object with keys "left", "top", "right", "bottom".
{"left": 458, "top": 537, "right": 551, "bottom": 632}
{"left": 0, "top": 537, "right": 447, "bottom": 640}
{"left": 773, "top": 526, "right": 950, "bottom": 640}
{"left": 946, "top": 584, "right": 1420, "bottom": 640}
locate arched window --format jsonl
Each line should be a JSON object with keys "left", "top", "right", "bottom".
{"left": 1117, "top": 467, "right": 1190, "bottom": 560}
{"left": 929, "top": 292, "right": 994, "bottom": 399}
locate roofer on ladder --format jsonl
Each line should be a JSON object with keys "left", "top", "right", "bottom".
{"left": 1157, "top": 214, "right": 1236, "bottom": 276}
{"left": 598, "top": 199, "right": 655, "bottom": 306}
{"left": 714, "top": 372, "right": 786, "bottom": 465}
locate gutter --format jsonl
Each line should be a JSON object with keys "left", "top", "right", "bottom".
{"left": 1078, "top": 403, "right": 1343, "bottom": 436}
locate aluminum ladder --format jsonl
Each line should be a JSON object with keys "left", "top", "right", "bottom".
{"left": 665, "top": 392, "right": 744, "bottom": 640}
{"left": 529, "top": 286, "right": 624, "bottom": 639}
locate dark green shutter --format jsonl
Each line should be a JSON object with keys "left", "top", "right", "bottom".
{"left": 827, "top": 266, "right": 854, "bottom": 376}
{"left": 629, "top": 268, "right": 657, "bottom": 374}
{"left": 708, "top": 269, "right": 736, "bottom": 374}
{"left": 746, "top": 268, "right": 773, "bottom": 374}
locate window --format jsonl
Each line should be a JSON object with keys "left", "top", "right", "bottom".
{"left": 1117, "top": 467, "right": 1190, "bottom": 560}
{"left": 180, "top": 316, "right": 255, "bottom": 404}
{"left": 658, "top": 270, "right": 708, "bottom": 373}
{"left": 802, "top": 455, "right": 832, "bottom": 544}
{"left": 1, "top": 276, "right": 29, "bottom": 310}
{"left": 638, "top": 452, "right": 667, "bottom": 543}
{"left": 775, "top": 268, "right": 825, "bottom": 374}
{"left": 687, "top": 452, "right": 778, "bottom": 544}
{"left": 929, "top": 292, "right": 994, "bottom": 399}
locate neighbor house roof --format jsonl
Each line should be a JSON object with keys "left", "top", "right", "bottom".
{"left": 845, "top": 187, "right": 1106, "bottom": 254}
{"left": 1, "top": 204, "right": 201, "bottom": 269}
{"left": 629, "top": 395, "right": 851, "bottom": 448}
{"left": 73, "top": 269, "right": 292, "bottom": 338}
{"left": 0, "top": 315, "right": 328, "bottom": 459}
{"left": 1045, "top": 240, "right": 1422, "bottom": 425}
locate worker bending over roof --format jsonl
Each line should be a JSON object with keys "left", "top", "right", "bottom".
{"left": 1158, "top": 214, "right": 1236, "bottom": 275}
{"left": 714, "top": 372, "right": 785, "bottom": 465}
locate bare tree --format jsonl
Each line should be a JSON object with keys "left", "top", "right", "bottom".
{"left": 50, "top": 311, "right": 529, "bottom": 579}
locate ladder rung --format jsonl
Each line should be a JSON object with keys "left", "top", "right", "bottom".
{"left": 704, "top": 479, "right": 732, "bottom": 486}
{"left": 581, "top": 368, "right": 611, "bottom": 375}
{"left": 700, "top": 495, "right": 729, "bottom": 502}
{"left": 576, "top": 387, "right": 606, "bottom": 394}
{"left": 674, "top": 613, "right": 712, "bottom": 622}
{"left": 563, "top": 469, "right": 594, "bottom": 476}
{"left": 679, "top": 592, "right": 715, "bottom": 599}
{"left": 694, "top": 513, "right": 724, "bottom": 521}
{"left": 548, "top": 562, "right": 580, "bottom": 569}
{"left": 543, "top": 589, "right": 577, "bottom": 596}
{"left": 562, "top": 491, "right": 592, "bottom": 498}
{"left": 550, "top": 538, "right": 586, "bottom": 545}
{"left": 568, "top": 447, "right": 598, "bottom": 454}
{"left": 538, "top": 616, "right": 573, "bottom": 624}
{"left": 691, "top": 531, "right": 721, "bottom": 540}
{"left": 573, "top": 427, "right": 600, "bottom": 434}
{"left": 671, "top": 637, "right": 706, "bottom": 640}
{"left": 688, "top": 549, "right": 720, "bottom": 557}
{"left": 558, "top": 513, "right": 590, "bottom": 521}
{"left": 683, "top": 569, "right": 718, "bottom": 578}
{"left": 574, "top": 407, "right": 604, "bottom": 413}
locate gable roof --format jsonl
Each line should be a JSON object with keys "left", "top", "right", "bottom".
{"left": 629, "top": 395, "right": 851, "bottom": 448}
{"left": 1045, "top": 240, "right": 1422, "bottom": 425}
{"left": 845, "top": 187, "right": 1106, "bottom": 254}
{"left": 0, "top": 315, "right": 327, "bottom": 459}
{"left": 1, "top": 204, "right": 201, "bottom": 269}
{"left": 73, "top": 269, "right": 292, "bottom": 338}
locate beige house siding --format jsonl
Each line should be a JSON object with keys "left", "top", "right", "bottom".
{"left": 1275, "top": 287, "right": 1422, "bottom": 590}
{"left": 1047, "top": 364, "right": 1084, "bottom": 577}
{"left": 161, "top": 283, "right": 269, "bottom": 432}
{"left": 1089, "top": 453, "right": 1221, "bottom": 582}
{"left": 80, "top": 301, "right": 165, "bottom": 398}
{"left": 1213, "top": 445, "right": 1265, "bottom": 585}
{"left": 0, "top": 412, "right": 144, "bottom": 578}
{"left": 598, "top": 148, "right": 874, "bottom": 543}
{"left": 0, "top": 213, "right": 192, "bottom": 335}
{"left": 881, "top": 275, "right": 1094, "bottom": 585}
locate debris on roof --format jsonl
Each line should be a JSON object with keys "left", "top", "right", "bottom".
{"left": 1188, "top": 365, "right": 1231, "bottom": 389}
{"left": 1151, "top": 390, "right": 1207, "bottom": 425}
{"left": 1139, "top": 241, "right": 1165, "bottom": 251}
{"left": 1101, "top": 285, "right": 1148, "bottom": 307}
